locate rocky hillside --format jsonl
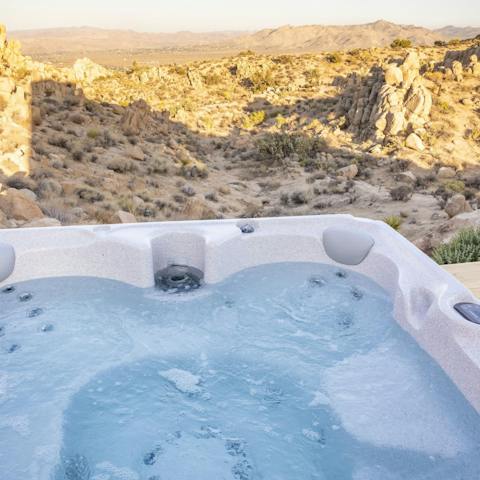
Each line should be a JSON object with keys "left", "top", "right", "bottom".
{"left": 0, "top": 24, "right": 480, "bottom": 254}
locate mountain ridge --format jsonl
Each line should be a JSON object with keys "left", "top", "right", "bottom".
{"left": 9, "top": 20, "right": 480, "bottom": 66}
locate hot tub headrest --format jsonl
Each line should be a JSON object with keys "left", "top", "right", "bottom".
{"left": 0, "top": 241, "right": 15, "bottom": 283}
{"left": 322, "top": 227, "right": 374, "bottom": 266}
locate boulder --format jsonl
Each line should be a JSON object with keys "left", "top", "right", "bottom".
{"left": 396, "top": 171, "right": 417, "bottom": 184}
{"left": 444, "top": 194, "right": 473, "bottom": 218}
{"left": 0, "top": 188, "right": 44, "bottom": 221}
{"left": 452, "top": 61, "right": 464, "bottom": 82}
{"left": 24, "top": 217, "right": 61, "bottom": 228}
{"left": 121, "top": 100, "right": 151, "bottom": 136}
{"left": 384, "top": 66, "right": 403, "bottom": 86}
{"left": 128, "top": 145, "right": 145, "bottom": 161}
{"left": 437, "top": 166, "right": 456, "bottom": 179}
{"left": 405, "top": 133, "right": 425, "bottom": 151}
{"left": 336, "top": 164, "right": 358, "bottom": 180}
{"left": 73, "top": 58, "right": 109, "bottom": 83}
{"left": 111, "top": 210, "right": 136, "bottom": 224}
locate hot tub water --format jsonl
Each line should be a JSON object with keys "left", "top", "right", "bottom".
{"left": 1, "top": 263, "right": 479, "bottom": 480}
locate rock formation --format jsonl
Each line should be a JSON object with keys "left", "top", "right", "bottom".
{"left": 120, "top": 99, "right": 152, "bottom": 136}
{"left": 335, "top": 51, "right": 432, "bottom": 146}
{"left": 73, "top": 58, "right": 110, "bottom": 83}
{"left": 441, "top": 44, "right": 480, "bottom": 79}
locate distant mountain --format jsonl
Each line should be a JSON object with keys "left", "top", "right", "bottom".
{"left": 228, "top": 20, "right": 447, "bottom": 52}
{"left": 434, "top": 25, "right": 480, "bottom": 40}
{"left": 10, "top": 26, "right": 246, "bottom": 54}
{"left": 10, "top": 20, "right": 480, "bottom": 58}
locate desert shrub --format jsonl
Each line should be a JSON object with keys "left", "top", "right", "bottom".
{"left": 242, "top": 110, "right": 266, "bottom": 129}
{"left": 238, "top": 50, "right": 256, "bottom": 57}
{"left": 436, "top": 99, "right": 454, "bottom": 114}
{"left": 107, "top": 159, "right": 138, "bottom": 174}
{"left": 275, "top": 114, "right": 288, "bottom": 128}
{"left": 384, "top": 215, "right": 403, "bottom": 231}
{"left": 432, "top": 227, "right": 480, "bottom": 264}
{"left": 170, "top": 65, "right": 187, "bottom": 76}
{"left": 86, "top": 128, "right": 100, "bottom": 140}
{"left": 290, "top": 190, "right": 310, "bottom": 205}
{"left": 48, "top": 134, "right": 70, "bottom": 150}
{"left": 391, "top": 38, "right": 413, "bottom": 49}
{"left": 274, "top": 55, "right": 295, "bottom": 65}
{"left": 14, "top": 67, "right": 30, "bottom": 80}
{"left": 64, "top": 95, "right": 82, "bottom": 108}
{"left": 434, "top": 40, "right": 447, "bottom": 47}
{"left": 247, "top": 69, "right": 277, "bottom": 93}
{"left": 468, "top": 127, "right": 480, "bottom": 143}
{"left": 77, "top": 188, "right": 104, "bottom": 203}
{"left": 72, "top": 150, "right": 84, "bottom": 162}
{"left": 257, "top": 132, "right": 327, "bottom": 165}
{"left": 304, "top": 68, "right": 322, "bottom": 85}
{"left": 448, "top": 38, "right": 461, "bottom": 46}
{"left": 41, "top": 202, "right": 74, "bottom": 224}
{"left": 390, "top": 185, "right": 413, "bottom": 201}
{"left": 70, "top": 113, "right": 85, "bottom": 125}
{"left": 444, "top": 180, "right": 465, "bottom": 193}
{"left": 325, "top": 52, "right": 342, "bottom": 63}
{"left": 95, "top": 130, "right": 117, "bottom": 148}
{"left": 5, "top": 174, "right": 36, "bottom": 190}
{"left": 203, "top": 73, "right": 223, "bottom": 86}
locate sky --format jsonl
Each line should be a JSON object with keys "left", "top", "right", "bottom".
{"left": 3, "top": 0, "right": 479, "bottom": 32}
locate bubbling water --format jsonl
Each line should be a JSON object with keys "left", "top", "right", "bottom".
{"left": 0, "top": 263, "right": 479, "bottom": 480}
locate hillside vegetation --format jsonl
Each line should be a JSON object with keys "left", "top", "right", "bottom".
{"left": 0, "top": 23, "right": 480, "bottom": 254}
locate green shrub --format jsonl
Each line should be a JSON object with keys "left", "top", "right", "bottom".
{"left": 436, "top": 100, "right": 454, "bottom": 114}
{"left": 469, "top": 127, "right": 480, "bottom": 143}
{"left": 384, "top": 215, "right": 403, "bottom": 231}
{"left": 243, "top": 110, "right": 266, "bottom": 129}
{"left": 257, "top": 132, "right": 327, "bottom": 165}
{"left": 448, "top": 38, "right": 462, "bottom": 46}
{"left": 248, "top": 69, "right": 277, "bottom": 93}
{"left": 432, "top": 227, "right": 480, "bottom": 264}
{"left": 325, "top": 52, "right": 342, "bottom": 63}
{"left": 86, "top": 128, "right": 100, "bottom": 140}
{"left": 391, "top": 38, "right": 413, "bottom": 49}
{"left": 275, "top": 114, "right": 288, "bottom": 128}
{"left": 444, "top": 180, "right": 465, "bottom": 193}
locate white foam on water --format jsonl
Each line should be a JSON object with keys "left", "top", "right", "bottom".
{"left": 323, "top": 342, "right": 469, "bottom": 458}
{"left": 159, "top": 368, "right": 201, "bottom": 394}
{"left": 94, "top": 461, "right": 139, "bottom": 480}
{"left": 309, "top": 391, "right": 330, "bottom": 407}
{"left": 353, "top": 465, "right": 402, "bottom": 480}
{"left": 0, "top": 415, "right": 30, "bottom": 436}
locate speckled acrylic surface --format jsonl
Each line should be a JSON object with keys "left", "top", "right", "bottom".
{"left": 0, "top": 215, "right": 479, "bottom": 412}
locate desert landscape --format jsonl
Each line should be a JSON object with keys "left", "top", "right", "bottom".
{"left": 1, "top": 20, "right": 480, "bottom": 256}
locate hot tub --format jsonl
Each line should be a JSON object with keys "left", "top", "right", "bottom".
{"left": 0, "top": 215, "right": 479, "bottom": 480}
